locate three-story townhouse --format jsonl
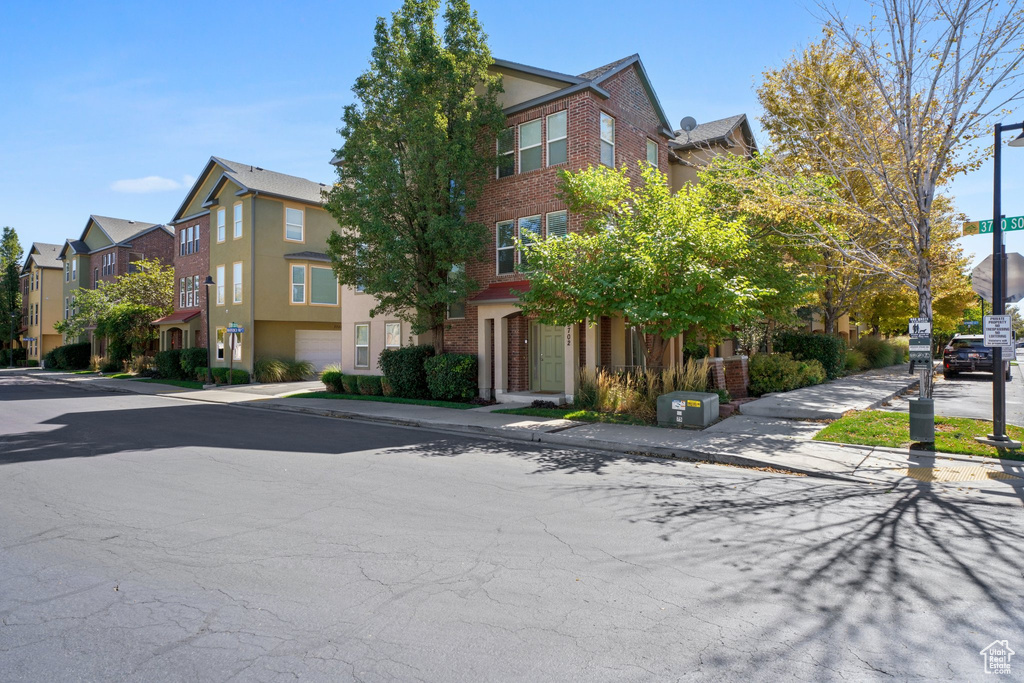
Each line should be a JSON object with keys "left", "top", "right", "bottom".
{"left": 18, "top": 243, "right": 63, "bottom": 362}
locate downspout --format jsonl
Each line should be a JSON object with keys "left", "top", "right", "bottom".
{"left": 250, "top": 191, "right": 258, "bottom": 373}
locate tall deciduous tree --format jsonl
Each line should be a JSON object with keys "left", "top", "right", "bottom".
{"left": 324, "top": 0, "right": 505, "bottom": 348}
{"left": 518, "top": 164, "right": 790, "bottom": 368}
{"left": 767, "top": 0, "right": 1024, "bottom": 322}
{"left": 0, "top": 227, "right": 24, "bottom": 349}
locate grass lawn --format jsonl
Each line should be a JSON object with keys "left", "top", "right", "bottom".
{"left": 133, "top": 378, "right": 204, "bottom": 390}
{"left": 493, "top": 406, "right": 648, "bottom": 426}
{"left": 813, "top": 410, "right": 1024, "bottom": 458}
{"left": 283, "top": 391, "right": 477, "bottom": 410}
{"left": 107, "top": 373, "right": 134, "bottom": 380}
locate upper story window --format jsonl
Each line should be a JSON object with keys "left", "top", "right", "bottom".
{"left": 497, "top": 128, "right": 515, "bottom": 178}
{"left": 71, "top": 258, "right": 77, "bottom": 281}
{"left": 101, "top": 253, "right": 115, "bottom": 276}
{"left": 179, "top": 277, "right": 186, "bottom": 308}
{"left": 64, "top": 262, "right": 69, "bottom": 282}
{"left": 496, "top": 220, "right": 516, "bottom": 275}
{"left": 216, "top": 265, "right": 225, "bottom": 305}
{"left": 285, "top": 207, "right": 304, "bottom": 242}
{"left": 646, "top": 140, "right": 658, "bottom": 167}
{"left": 546, "top": 210, "right": 568, "bottom": 239}
{"left": 546, "top": 111, "right": 567, "bottom": 166}
{"left": 310, "top": 266, "right": 338, "bottom": 305}
{"left": 233, "top": 203, "right": 243, "bottom": 239}
{"left": 385, "top": 321, "right": 402, "bottom": 348}
{"left": 217, "top": 208, "right": 226, "bottom": 242}
{"left": 232, "top": 262, "right": 242, "bottom": 303}
{"left": 600, "top": 113, "right": 615, "bottom": 167}
{"left": 186, "top": 276, "right": 193, "bottom": 307}
{"left": 291, "top": 265, "right": 306, "bottom": 304}
{"left": 519, "top": 120, "right": 542, "bottom": 173}
{"left": 518, "top": 215, "right": 541, "bottom": 267}
{"left": 180, "top": 228, "right": 188, "bottom": 255}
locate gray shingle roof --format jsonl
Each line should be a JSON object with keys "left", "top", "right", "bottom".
{"left": 90, "top": 215, "right": 166, "bottom": 244}
{"left": 212, "top": 157, "right": 328, "bottom": 205}
{"left": 671, "top": 114, "right": 748, "bottom": 151}
{"left": 25, "top": 243, "right": 62, "bottom": 271}
{"left": 284, "top": 251, "right": 331, "bottom": 262}
{"left": 577, "top": 55, "right": 638, "bottom": 82}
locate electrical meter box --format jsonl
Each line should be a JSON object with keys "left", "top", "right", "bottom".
{"left": 657, "top": 391, "right": 719, "bottom": 428}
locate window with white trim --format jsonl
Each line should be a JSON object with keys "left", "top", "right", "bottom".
{"left": 232, "top": 334, "right": 242, "bottom": 361}
{"left": 646, "top": 139, "right": 658, "bottom": 167}
{"left": 217, "top": 208, "right": 226, "bottom": 242}
{"left": 447, "top": 263, "right": 465, "bottom": 319}
{"left": 600, "top": 113, "right": 615, "bottom": 167}
{"left": 233, "top": 203, "right": 243, "bottom": 239}
{"left": 216, "top": 327, "right": 225, "bottom": 360}
{"left": 180, "top": 229, "right": 186, "bottom": 255}
{"left": 497, "top": 127, "right": 514, "bottom": 178}
{"left": 546, "top": 111, "right": 567, "bottom": 166}
{"left": 291, "top": 265, "right": 305, "bottom": 304}
{"left": 496, "top": 220, "right": 516, "bottom": 275}
{"left": 355, "top": 324, "right": 369, "bottom": 367}
{"left": 71, "top": 258, "right": 77, "bottom": 280}
{"left": 546, "top": 210, "right": 568, "bottom": 239}
{"left": 216, "top": 265, "right": 225, "bottom": 305}
{"left": 186, "top": 276, "right": 193, "bottom": 307}
{"left": 179, "top": 278, "right": 186, "bottom": 307}
{"left": 518, "top": 215, "right": 541, "bottom": 267}
{"left": 193, "top": 276, "right": 200, "bottom": 307}
{"left": 232, "top": 262, "right": 242, "bottom": 303}
{"left": 385, "top": 322, "right": 401, "bottom": 349}
{"left": 192, "top": 225, "right": 200, "bottom": 253}
{"left": 519, "top": 119, "right": 542, "bottom": 173}
{"left": 285, "top": 207, "right": 304, "bottom": 242}
{"left": 64, "top": 298, "right": 68, "bottom": 320}
{"left": 310, "top": 266, "right": 338, "bottom": 305}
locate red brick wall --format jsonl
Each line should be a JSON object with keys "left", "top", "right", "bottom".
{"left": 171, "top": 215, "right": 211, "bottom": 346}
{"left": 600, "top": 316, "right": 611, "bottom": 368}
{"left": 723, "top": 356, "right": 749, "bottom": 399}
{"left": 445, "top": 63, "right": 669, "bottom": 361}
{"left": 507, "top": 313, "right": 529, "bottom": 392}
{"left": 707, "top": 357, "right": 726, "bottom": 391}
{"left": 89, "top": 228, "right": 174, "bottom": 288}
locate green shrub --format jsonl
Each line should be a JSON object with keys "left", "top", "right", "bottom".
{"left": 195, "top": 366, "right": 209, "bottom": 382}
{"left": 341, "top": 374, "right": 360, "bottom": 394}
{"left": 100, "top": 359, "right": 121, "bottom": 373}
{"left": 44, "top": 342, "right": 91, "bottom": 370}
{"left": 0, "top": 348, "right": 27, "bottom": 365}
{"left": 42, "top": 348, "right": 57, "bottom": 368}
{"left": 21, "top": 359, "right": 39, "bottom": 367}
{"left": 211, "top": 367, "right": 228, "bottom": 383}
{"left": 358, "top": 375, "right": 384, "bottom": 396}
{"left": 154, "top": 349, "right": 184, "bottom": 379}
{"left": 714, "top": 388, "right": 731, "bottom": 405}
{"left": 211, "top": 367, "right": 249, "bottom": 384}
{"left": 254, "top": 357, "right": 288, "bottom": 383}
{"left": 378, "top": 344, "right": 435, "bottom": 398}
{"left": 181, "top": 348, "right": 208, "bottom": 378}
{"left": 284, "top": 359, "right": 315, "bottom": 381}
{"left": 381, "top": 377, "right": 393, "bottom": 396}
{"left": 775, "top": 331, "right": 847, "bottom": 380}
{"left": 844, "top": 349, "right": 868, "bottom": 373}
{"left": 320, "top": 369, "right": 343, "bottom": 393}
{"left": 749, "top": 353, "right": 804, "bottom": 397}
{"left": 855, "top": 337, "right": 898, "bottom": 368}
{"left": 424, "top": 353, "right": 478, "bottom": 401}
{"left": 889, "top": 337, "right": 910, "bottom": 362}
{"left": 796, "top": 359, "right": 826, "bottom": 386}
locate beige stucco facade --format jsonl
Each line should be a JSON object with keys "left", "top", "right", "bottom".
{"left": 339, "top": 286, "right": 431, "bottom": 375}
{"left": 22, "top": 260, "right": 62, "bottom": 362}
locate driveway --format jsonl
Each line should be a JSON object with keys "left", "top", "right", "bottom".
{"left": 882, "top": 353, "right": 1024, "bottom": 426}
{"left": 1, "top": 374, "right": 1022, "bottom": 681}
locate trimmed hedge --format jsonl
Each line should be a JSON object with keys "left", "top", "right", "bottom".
{"left": 321, "top": 369, "right": 343, "bottom": 393}
{"left": 181, "top": 348, "right": 208, "bottom": 379}
{"left": 154, "top": 349, "right": 184, "bottom": 380}
{"left": 749, "top": 353, "right": 827, "bottom": 397}
{"left": 195, "top": 366, "right": 209, "bottom": 382}
{"left": 211, "top": 367, "right": 250, "bottom": 384}
{"left": 1, "top": 348, "right": 27, "bottom": 365}
{"left": 341, "top": 374, "right": 359, "bottom": 394}
{"left": 358, "top": 375, "right": 384, "bottom": 396}
{"left": 44, "top": 342, "right": 91, "bottom": 370}
{"left": 378, "top": 344, "right": 435, "bottom": 399}
{"left": 775, "top": 331, "right": 847, "bottom": 380}
{"left": 425, "top": 353, "right": 478, "bottom": 401}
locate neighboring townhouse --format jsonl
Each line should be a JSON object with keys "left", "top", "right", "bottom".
{"left": 338, "top": 53, "right": 756, "bottom": 401}
{"left": 58, "top": 216, "right": 174, "bottom": 353}
{"left": 157, "top": 157, "right": 341, "bottom": 372}
{"left": 19, "top": 243, "right": 63, "bottom": 362}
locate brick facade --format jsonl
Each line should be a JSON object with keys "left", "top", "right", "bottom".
{"left": 171, "top": 215, "right": 211, "bottom": 346}
{"left": 723, "top": 355, "right": 749, "bottom": 399}
{"left": 88, "top": 228, "right": 174, "bottom": 289}
{"left": 446, "top": 62, "right": 671, "bottom": 393}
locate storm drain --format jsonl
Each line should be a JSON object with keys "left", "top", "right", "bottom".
{"left": 897, "top": 466, "right": 1024, "bottom": 483}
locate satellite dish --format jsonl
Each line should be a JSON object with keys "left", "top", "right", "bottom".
{"left": 679, "top": 116, "right": 697, "bottom": 132}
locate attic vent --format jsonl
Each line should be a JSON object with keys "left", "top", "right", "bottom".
{"left": 128, "top": 220, "right": 135, "bottom": 224}
{"left": 256, "top": 167, "right": 264, "bottom": 171}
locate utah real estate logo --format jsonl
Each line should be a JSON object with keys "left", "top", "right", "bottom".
{"left": 980, "top": 640, "right": 1014, "bottom": 675}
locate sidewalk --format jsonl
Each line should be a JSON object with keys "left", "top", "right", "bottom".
{"left": 22, "top": 368, "right": 1024, "bottom": 504}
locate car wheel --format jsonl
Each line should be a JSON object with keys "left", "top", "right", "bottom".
{"left": 943, "top": 371, "right": 956, "bottom": 380}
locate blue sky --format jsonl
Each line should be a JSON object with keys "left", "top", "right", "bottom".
{"left": 1, "top": 0, "right": 1020, "bottom": 269}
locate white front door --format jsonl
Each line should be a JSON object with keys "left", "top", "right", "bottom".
{"left": 295, "top": 330, "right": 342, "bottom": 371}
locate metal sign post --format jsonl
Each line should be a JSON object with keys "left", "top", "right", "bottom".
{"left": 226, "top": 325, "right": 244, "bottom": 386}
{"left": 908, "top": 318, "right": 935, "bottom": 443}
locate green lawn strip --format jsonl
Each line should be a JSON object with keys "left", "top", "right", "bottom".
{"left": 493, "top": 406, "right": 648, "bottom": 425}
{"left": 107, "top": 373, "right": 134, "bottom": 380}
{"left": 813, "top": 410, "right": 1024, "bottom": 458}
{"left": 132, "top": 378, "right": 204, "bottom": 390}
{"left": 282, "top": 391, "right": 476, "bottom": 410}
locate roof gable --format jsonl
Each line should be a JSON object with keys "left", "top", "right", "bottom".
{"left": 22, "top": 243, "right": 62, "bottom": 273}
{"left": 670, "top": 114, "right": 757, "bottom": 153}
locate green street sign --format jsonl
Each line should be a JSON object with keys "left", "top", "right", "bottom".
{"left": 962, "top": 215, "right": 1024, "bottom": 236}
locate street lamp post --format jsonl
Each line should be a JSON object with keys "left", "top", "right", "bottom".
{"left": 8, "top": 312, "right": 17, "bottom": 369}
{"left": 203, "top": 275, "right": 214, "bottom": 386}
{"left": 986, "top": 122, "right": 1024, "bottom": 446}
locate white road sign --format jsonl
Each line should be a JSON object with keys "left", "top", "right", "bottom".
{"left": 984, "top": 315, "right": 1013, "bottom": 348}
{"left": 908, "top": 318, "right": 931, "bottom": 338}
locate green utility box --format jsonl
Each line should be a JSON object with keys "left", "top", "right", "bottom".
{"left": 657, "top": 391, "right": 719, "bottom": 428}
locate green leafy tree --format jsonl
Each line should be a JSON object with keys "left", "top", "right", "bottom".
{"left": 54, "top": 258, "right": 173, "bottom": 362}
{"left": 518, "top": 164, "right": 786, "bottom": 368}
{"left": 324, "top": 0, "right": 505, "bottom": 348}
{"left": 0, "top": 227, "right": 23, "bottom": 349}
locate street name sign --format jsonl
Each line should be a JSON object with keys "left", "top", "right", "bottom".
{"left": 908, "top": 318, "right": 931, "bottom": 338}
{"left": 983, "top": 315, "right": 1013, "bottom": 348}
{"left": 227, "top": 326, "right": 244, "bottom": 334}
{"left": 962, "top": 215, "right": 1024, "bottom": 236}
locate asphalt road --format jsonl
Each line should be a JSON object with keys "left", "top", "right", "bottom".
{"left": 1, "top": 373, "right": 1023, "bottom": 681}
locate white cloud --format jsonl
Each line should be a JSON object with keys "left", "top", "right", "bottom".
{"left": 110, "top": 175, "right": 181, "bottom": 193}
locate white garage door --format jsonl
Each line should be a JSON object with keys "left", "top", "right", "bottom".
{"left": 295, "top": 330, "right": 342, "bottom": 371}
